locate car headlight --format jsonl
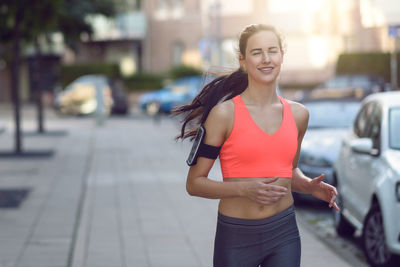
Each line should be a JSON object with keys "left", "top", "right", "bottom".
{"left": 300, "top": 152, "right": 332, "bottom": 168}
{"left": 396, "top": 182, "right": 400, "bottom": 201}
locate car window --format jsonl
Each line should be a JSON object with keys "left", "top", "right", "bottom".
{"left": 389, "top": 107, "right": 400, "bottom": 150}
{"left": 306, "top": 101, "right": 360, "bottom": 128}
{"left": 354, "top": 105, "right": 369, "bottom": 137}
{"left": 365, "top": 103, "right": 382, "bottom": 149}
{"left": 354, "top": 102, "right": 381, "bottom": 149}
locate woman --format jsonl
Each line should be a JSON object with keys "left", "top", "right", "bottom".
{"left": 174, "top": 24, "right": 339, "bottom": 267}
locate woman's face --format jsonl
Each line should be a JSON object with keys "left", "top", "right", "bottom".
{"left": 240, "top": 30, "right": 283, "bottom": 85}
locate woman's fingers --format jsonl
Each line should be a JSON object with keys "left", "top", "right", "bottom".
{"left": 265, "top": 184, "right": 288, "bottom": 192}
{"left": 313, "top": 174, "right": 325, "bottom": 183}
{"left": 245, "top": 179, "right": 289, "bottom": 205}
{"left": 256, "top": 196, "right": 282, "bottom": 205}
{"left": 332, "top": 202, "right": 340, "bottom": 211}
{"left": 262, "top": 176, "right": 279, "bottom": 184}
{"left": 330, "top": 190, "right": 338, "bottom": 207}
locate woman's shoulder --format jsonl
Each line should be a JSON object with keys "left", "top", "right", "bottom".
{"left": 207, "top": 98, "right": 234, "bottom": 122}
{"left": 203, "top": 99, "right": 234, "bottom": 144}
{"left": 285, "top": 99, "right": 308, "bottom": 114}
{"left": 285, "top": 99, "right": 309, "bottom": 128}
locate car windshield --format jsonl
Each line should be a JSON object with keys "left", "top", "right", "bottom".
{"left": 324, "top": 77, "right": 349, "bottom": 88}
{"left": 322, "top": 76, "right": 379, "bottom": 89}
{"left": 169, "top": 85, "right": 189, "bottom": 93}
{"left": 389, "top": 107, "right": 400, "bottom": 150}
{"left": 305, "top": 101, "right": 360, "bottom": 128}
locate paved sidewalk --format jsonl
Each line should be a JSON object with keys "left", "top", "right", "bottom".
{"left": 0, "top": 107, "right": 352, "bottom": 267}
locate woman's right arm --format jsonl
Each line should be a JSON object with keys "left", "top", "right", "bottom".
{"left": 186, "top": 102, "right": 287, "bottom": 204}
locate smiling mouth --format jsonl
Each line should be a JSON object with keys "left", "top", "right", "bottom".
{"left": 258, "top": 67, "right": 274, "bottom": 73}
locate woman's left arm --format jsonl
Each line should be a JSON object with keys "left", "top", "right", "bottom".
{"left": 289, "top": 101, "right": 339, "bottom": 211}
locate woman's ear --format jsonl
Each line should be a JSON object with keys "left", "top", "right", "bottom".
{"left": 239, "top": 54, "right": 246, "bottom": 72}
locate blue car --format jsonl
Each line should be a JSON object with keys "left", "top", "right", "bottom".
{"left": 139, "top": 76, "right": 203, "bottom": 115}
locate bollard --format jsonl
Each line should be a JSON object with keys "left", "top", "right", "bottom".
{"left": 94, "top": 81, "right": 106, "bottom": 126}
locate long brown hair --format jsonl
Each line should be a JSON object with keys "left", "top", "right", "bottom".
{"left": 173, "top": 24, "right": 284, "bottom": 140}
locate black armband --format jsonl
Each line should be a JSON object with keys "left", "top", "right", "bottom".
{"left": 186, "top": 125, "right": 221, "bottom": 166}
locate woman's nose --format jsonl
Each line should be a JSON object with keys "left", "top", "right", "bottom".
{"left": 262, "top": 52, "right": 271, "bottom": 63}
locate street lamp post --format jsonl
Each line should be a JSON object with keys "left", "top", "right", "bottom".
{"left": 389, "top": 25, "right": 399, "bottom": 90}
{"left": 215, "top": 0, "right": 222, "bottom": 66}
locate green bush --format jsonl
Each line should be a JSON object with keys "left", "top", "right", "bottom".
{"left": 60, "top": 63, "right": 120, "bottom": 87}
{"left": 123, "top": 72, "right": 165, "bottom": 91}
{"left": 336, "top": 52, "right": 400, "bottom": 83}
{"left": 170, "top": 64, "right": 203, "bottom": 79}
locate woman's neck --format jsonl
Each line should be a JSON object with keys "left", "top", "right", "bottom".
{"left": 241, "top": 79, "right": 279, "bottom": 106}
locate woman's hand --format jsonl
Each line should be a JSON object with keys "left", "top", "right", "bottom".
{"left": 309, "top": 174, "right": 339, "bottom": 211}
{"left": 242, "top": 177, "right": 288, "bottom": 205}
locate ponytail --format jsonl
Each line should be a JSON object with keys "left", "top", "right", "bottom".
{"left": 173, "top": 68, "right": 248, "bottom": 140}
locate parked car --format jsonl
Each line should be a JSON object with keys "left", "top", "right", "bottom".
{"left": 139, "top": 76, "right": 203, "bottom": 115}
{"left": 306, "top": 74, "right": 387, "bottom": 100}
{"left": 54, "top": 74, "right": 129, "bottom": 116}
{"left": 294, "top": 98, "right": 361, "bottom": 202}
{"left": 333, "top": 91, "right": 400, "bottom": 267}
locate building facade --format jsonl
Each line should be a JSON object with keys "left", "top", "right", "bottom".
{"left": 141, "top": 0, "right": 393, "bottom": 86}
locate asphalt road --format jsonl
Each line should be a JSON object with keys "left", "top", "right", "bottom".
{"left": 294, "top": 198, "right": 369, "bottom": 267}
{"left": 0, "top": 104, "right": 370, "bottom": 266}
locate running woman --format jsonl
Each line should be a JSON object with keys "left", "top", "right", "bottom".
{"left": 174, "top": 24, "right": 339, "bottom": 267}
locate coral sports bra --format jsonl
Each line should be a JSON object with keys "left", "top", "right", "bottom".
{"left": 219, "top": 95, "right": 298, "bottom": 179}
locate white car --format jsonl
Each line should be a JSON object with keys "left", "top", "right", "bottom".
{"left": 333, "top": 91, "right": 400, "bottom": 267}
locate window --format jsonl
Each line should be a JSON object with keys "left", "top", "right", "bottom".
{"left": 171, "top": 0, "right": 184, "bottom": 19}
{"left": 171, "top": 0, "right": 183, "bottom": 9}
{"left": 156, "top": 0, "right": 168, "bottom": 10}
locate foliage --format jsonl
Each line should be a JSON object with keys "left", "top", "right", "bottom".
{"left": 0, "top": 0, "right": 118, "bottom": 53}
{"left": 60, "top": 63, "right": 121, "bottom": 87}
{"left": 123, "top": 73, "right": 165, "bottom": 91}
{"left": 57, "top": 0, "right": 117, "bottom": 50}
{"left": 170, "top": 64, "right": 203, "bottom": 79}
{"left": 336, "top": 52, "right": 400, "bottom": 83}
{"left": 0, "top": 0, "right": 61, "bottom": 42}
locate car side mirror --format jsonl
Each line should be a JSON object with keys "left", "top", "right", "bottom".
{"left": 350, "top": 138, "right": 379, "bottom": 156}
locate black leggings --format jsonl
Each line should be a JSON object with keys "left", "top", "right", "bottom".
{"left": 213, "top": 205, "right": 301, "bottom": 267}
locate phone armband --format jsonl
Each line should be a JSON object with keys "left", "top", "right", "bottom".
{"left": 186, "top": 125, "right": 221, "bottom": 166}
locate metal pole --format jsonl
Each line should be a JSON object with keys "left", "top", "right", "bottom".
{"left": 390, "top": 48, "right": 398, "bottom": 90}
{"left": 11, "top": 7, "right": 24, "bottom": 154}
{"left": 34, "top": 37, "right": 45, "bottom": 133}
{"left": 389, "top": 26, "right": 399, "bottom": 90}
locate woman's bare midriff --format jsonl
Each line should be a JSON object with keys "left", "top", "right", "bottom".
{"left": 219, "top": 177, "right": 293, "bottom": 219}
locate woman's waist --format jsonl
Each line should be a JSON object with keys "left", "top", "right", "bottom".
{"left": 218, "top": 192, "right": 294, "bottom": 220}
{"left": 218, "top": 204, "right": 296, "bottom": 227}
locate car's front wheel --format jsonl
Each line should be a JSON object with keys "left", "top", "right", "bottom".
{"left": 363, "top": 204, "right": 399, "bottom": 267}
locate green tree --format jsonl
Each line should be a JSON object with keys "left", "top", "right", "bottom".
{"left": 0, "top": 0, "right": 61, "bottom": 154}
{"left": 58, "top": 0, "right": 118, "bottom": 51}
{"left": 0, "top": 0, "right": 117, "bottom": 155}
